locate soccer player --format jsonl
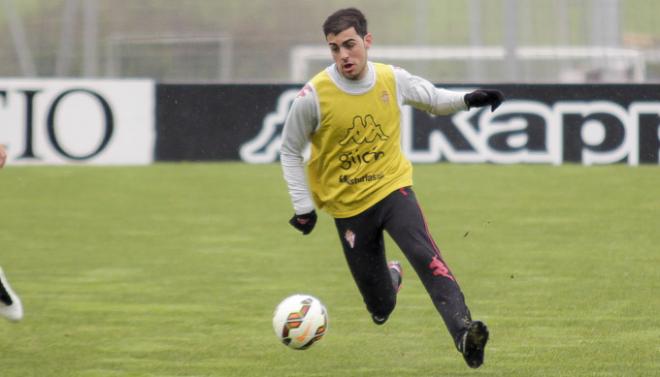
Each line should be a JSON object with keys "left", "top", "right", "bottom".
{"left": 280, "top": 8, "right": 503, "bottom": 368}
{"left": 0, "top": 145, "right": 24, "bottom": 322}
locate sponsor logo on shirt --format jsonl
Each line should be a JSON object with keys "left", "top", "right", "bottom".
{"left": 338, "top": 173, "right": 385, "bottom": 185}
{"left": 337, "top": 114, "right": 388, "bottom": 170}
{"left": 339, "top": 114, "right": 389, "bottom": 145}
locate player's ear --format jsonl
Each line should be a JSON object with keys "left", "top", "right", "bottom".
{"left": 363, "top": 33, "right": 372, "bottom": 49}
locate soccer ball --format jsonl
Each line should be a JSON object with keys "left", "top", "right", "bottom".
{"left": 272, "top": 294, "right": 328, "bottom": 350}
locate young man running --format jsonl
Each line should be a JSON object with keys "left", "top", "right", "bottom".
{"left": 280, "top": 8, "right": 502, "bottom": 368}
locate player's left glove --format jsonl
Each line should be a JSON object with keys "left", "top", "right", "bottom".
{"left": 464, "top": 89, "right": 504, "bottom": 111}
{"left": 289, "top": 210, "right": 317, "bottom": 235}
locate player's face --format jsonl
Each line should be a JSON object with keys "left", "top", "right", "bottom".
{"left": 326, "top": 27, "right": 372, "bottom": 81}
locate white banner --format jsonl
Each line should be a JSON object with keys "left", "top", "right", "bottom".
{"left": 0, "top": 79, "right": 155, "bottom": 165}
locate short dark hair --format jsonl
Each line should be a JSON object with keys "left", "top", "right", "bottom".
{"left": 323, "top": 8, "right": 368, "bottom": 38}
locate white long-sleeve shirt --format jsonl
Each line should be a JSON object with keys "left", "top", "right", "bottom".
{"left": 281, "top": 62, "right": 468, "bottom": 215}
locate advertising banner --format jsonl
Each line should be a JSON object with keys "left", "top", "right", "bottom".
{"left": 156, "top": 84, "right": 660, "bottom": 165}
{"left": 156, "top": 84, "right": 291, "bottom": 162}
{"left": 0, "top": 79, "right": 155, "bottom": 165}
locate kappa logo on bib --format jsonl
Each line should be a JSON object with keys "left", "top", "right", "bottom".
{"left": 339, "top": 114, "right": 389, "bottom": 146}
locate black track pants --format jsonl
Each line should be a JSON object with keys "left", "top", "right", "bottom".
{"left": 334, "top": 187, "right": 472, "bottom": 346}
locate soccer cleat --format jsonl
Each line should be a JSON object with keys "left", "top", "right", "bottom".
{"left": 0, "top": 267, "right": 23, "bottom": 322}
{"left": 459, "top": 320, "right": 489, "bottom": 368}
{"left": 387, "top": 260, "right": 403, "bottom": 293}
{"left": 371, "top": 261, "right": 404, "bottom": 325}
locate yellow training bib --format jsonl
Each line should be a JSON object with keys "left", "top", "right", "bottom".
{"left": 307, "top": 63, "right": 413, "bottom": 218}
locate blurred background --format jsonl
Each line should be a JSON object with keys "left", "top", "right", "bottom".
{"left": 1, "top": 0, "right": 659, "bottom": 84}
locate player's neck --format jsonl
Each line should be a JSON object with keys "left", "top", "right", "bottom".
{"left": 330, "top": 61, "right": 375, "bottom": 93}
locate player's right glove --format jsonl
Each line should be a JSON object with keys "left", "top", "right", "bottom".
{"left": 289, "top": 210, "right": 317, "bottom": 235}
{"left": 464, "top": 89, "right": 504, "bottom": 111}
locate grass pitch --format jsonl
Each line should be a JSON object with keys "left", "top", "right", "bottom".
{"left": 0, "top": 163, "right": 658, "bottom": 377}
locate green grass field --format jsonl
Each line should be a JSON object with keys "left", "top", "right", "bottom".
{"left": 0, "top": 163, "right": 658, "bottom": 377}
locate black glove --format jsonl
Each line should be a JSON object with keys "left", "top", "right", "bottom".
{"left": 289, "top": 210, "right": 317, "bottom": 235}
{"left": 464, "top": 89, "right": 504, "bottom": 111}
